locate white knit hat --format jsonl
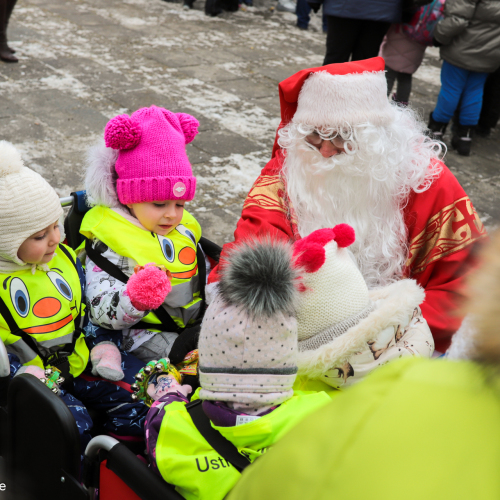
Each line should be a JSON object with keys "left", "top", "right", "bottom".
{"left": 0, "top": 141, "right": 63, "bottom": 269}
{"left": 198, "top": 239, "right": 300, "bottom": 408}
{"left": 293, "top": 226, "right": 372, "bottom": 351}
{"left": 292, "top": 58, "right": 393, "bottom": 128}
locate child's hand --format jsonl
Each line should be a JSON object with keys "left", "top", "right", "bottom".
{"left": 126, "top": 263, "right": 172, "bottom": 311}
{"left": 147, "top": 374, "right": 192, "bottom": 401}
{"left": 15, "top": 365, "right": 64, "bottom": 395}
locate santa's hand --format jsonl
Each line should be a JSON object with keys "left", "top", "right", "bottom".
{"left": 126, "top": 263, "right": 172, "bottom": 311}
{"left": 147, "top": 374, "right": 192, "bottom": 401}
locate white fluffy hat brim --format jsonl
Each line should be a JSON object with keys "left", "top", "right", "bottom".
{"left": 293, "top": 70, "right": 393, "bottom": 128}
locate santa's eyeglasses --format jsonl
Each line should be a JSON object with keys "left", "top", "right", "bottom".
{"left": 305, "top": 130, "right": 347, "bottom": 150}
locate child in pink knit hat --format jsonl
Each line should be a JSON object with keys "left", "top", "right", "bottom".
{"left": 80, "top": 105, "right": 205, "bottom": 382}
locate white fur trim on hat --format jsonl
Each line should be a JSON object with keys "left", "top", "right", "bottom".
{"left": 0, "top": 142, "right": 63, "bottom": 268}
{"left": 297, "top": 279, "right": 426, "bottom": 378}
{"left": 293, "top": 70, "right": 393, "bottom": 128}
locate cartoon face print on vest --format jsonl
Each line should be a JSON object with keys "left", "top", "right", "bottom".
{"left": 4, "top": 269, "right": 77, "bottom": 335}
{"left": 157, "top": 223, "right": 198, "bottom": 280}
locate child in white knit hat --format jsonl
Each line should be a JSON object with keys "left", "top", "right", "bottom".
{"left": 0, "top": 141, "right": 148, "bottom": 450}
{"left": 293, "top": 224, "right": 434, "bottom": 393}
{"left": 141, "top": 239, "right": 331, "bottom": 500}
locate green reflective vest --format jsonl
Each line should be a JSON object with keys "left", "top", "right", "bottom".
{"left": 293, "top": 374, "right": 341, "bottom": 397}
{"left": 228, "top": 357, "right": 500, "bottom": 500}
{"left": 80, "top": 206, "right": 202, "bottom": 330}
{"left": 156, "top": 392, "right": 331, "bottom": 500}
{"left": 0, "top": 244, "right": 89, "bottom": 376}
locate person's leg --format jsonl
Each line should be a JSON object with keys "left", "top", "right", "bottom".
{"left": 5, "top": 0, "right": 16, "bottom": 52}
{"left": 324, "top": 16, "right": 361, "bottom": 65}
{"left": 478, "top": 67, "right": 500, "bottom": 134}
{"left": 385, "top": 66, "right": 397, "bottom": 96}
{"left": 351, "top": 19, "right": 390, "bottom": 61}
{"left": 432, "top": 60, "right": 468, "bottom": 123}
{"left": 75, "top": 350, "right": 149, "bottom": 437}
{"left": 451, "top": 69, "right": 489, "bottom": 156}
{"left": 296, "top": 0, "right": 311, "bottom": 30}
{"left": 395, "top": 72, "right": 412, "bottom": 104}
{"left": 459, "top": 70, "right": 489, "bottom": 126}
{"left": 60, "top": 391, "right": 93, "bottom": 464}
{"left": 0, "top": 0, "right": 17, "bottom": 62}
{"left": 321, "top": 7, "right": 327, "bottom": 33}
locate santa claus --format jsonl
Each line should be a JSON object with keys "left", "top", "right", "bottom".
{"left": 208, "top": 57, "right": 486, "bottom": 353}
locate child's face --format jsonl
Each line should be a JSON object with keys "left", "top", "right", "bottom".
{"left": 17, "top": 221, "right": 61, "bottom": 265}
{"left": 127, "top": 200, "right": 185, "bottom": 236}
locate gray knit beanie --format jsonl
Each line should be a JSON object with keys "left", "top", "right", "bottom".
{"left": 198, "top": 239, "right": 300, "bottom": 407}
{"left": 0, "top": 141, "right": 63, "bottom": 269}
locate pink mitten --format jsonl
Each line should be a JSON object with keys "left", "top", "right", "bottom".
{"left": 126, "top": 264, "right": 172, "bottom": 311}
{"left": 91, "top": 341, "right": 124, "bottom": 381}
{"left": 147, "top": 374, "right": 192, "bottom": 401}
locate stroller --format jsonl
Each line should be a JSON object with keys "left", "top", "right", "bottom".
{"left": 0, "top": 191, "right": 221, "bottom": 500}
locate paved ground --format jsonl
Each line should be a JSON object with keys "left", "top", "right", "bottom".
{"left": 1, "top": 0, "right": 499, "bottom": 246}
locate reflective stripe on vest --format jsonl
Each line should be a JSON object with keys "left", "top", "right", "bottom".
{"left": 0, "top": 244, "right": 89, "bottom": 376}
{"left": 80, "top": 206, "right": 203, "bottom": 329}
{"left": 156, "top": 393, "right": 331, "bottom": 500}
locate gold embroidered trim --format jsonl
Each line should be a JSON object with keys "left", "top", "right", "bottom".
{"left": 243, "top": 175, "right": 287, "bottom": 214}
{"left": 406, "top": 196, "right": 487, "bottom": 275}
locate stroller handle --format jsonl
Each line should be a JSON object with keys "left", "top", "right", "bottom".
{"left": 0, "top": 337, "right": 9, "bottom": 378}
{"left": 60, "top": 196, "right": 74, "bottom": 207}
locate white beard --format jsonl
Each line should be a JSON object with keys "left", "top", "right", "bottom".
{"left": 282, "top": 138, "right": 431, "bottom": 288}
{"left": 278, "top": 109, "right": 444, "bottom": 288}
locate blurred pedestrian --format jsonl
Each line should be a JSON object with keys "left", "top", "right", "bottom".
{"left": 0, "top": 0, "right": 18, "bottom": 63}
{"left": 428, "top": 0, "right": 500, "bottom": 156}
{"left": 477, "top": 66, "right": 500, "bottom": 137}
{"left": 315, "top": 0, "right": 400, "bottom": 65}
{"left": 296, "top": 0, "right": 327, "bottom": 32}
{"left": 380, "top": 0, "right": 445, "bottom": 106}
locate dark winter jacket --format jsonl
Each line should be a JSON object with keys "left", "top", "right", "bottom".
{"left": 322, "top": 0, "right": 404, "bottom": 23}
{"left": 434, "top": 0, "right": 500, "bottom": 73}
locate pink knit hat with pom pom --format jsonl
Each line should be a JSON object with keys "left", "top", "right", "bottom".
{"left": 104, "top": 105, "right": 199, "bottom": 204}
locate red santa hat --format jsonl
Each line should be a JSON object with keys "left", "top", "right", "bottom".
{"left": 271, "top": 57, "right": 391, "bottom": 157}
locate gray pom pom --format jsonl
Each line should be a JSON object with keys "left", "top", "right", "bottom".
{"left": 219, "top": 238, "right": 299, "bottom": 317}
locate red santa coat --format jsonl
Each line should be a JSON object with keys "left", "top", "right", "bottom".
{"left": 208, "top": 59, "right": 487, "bottom": 353}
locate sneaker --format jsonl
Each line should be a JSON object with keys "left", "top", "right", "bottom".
{"left": 277, "top": 0, "right": 296, "bottom": 12}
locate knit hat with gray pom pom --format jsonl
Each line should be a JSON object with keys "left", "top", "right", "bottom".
{"left": 198, "top": 238, "right": 301, "bottom": 409}
{"left": 0, "top": 141, "right": 63, "bottom": 271}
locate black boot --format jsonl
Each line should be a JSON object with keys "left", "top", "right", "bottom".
{"left": 451, "top": 124, "right": 474, "bottom": 156}
{"left": 0, "top": 0, "right": 18, "bottom": 62}
{"left": 428, "top": 111, "right": 448, "bottom": 140}
{"left": 204, "top": 0, "right": 222, "bottom": 16}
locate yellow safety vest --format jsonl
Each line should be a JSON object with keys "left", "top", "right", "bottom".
{"left": 80, "top": 206, "right": 203, "bottom": 330}
{"left": 0, "top": 244, "right": 89, "bottom": 377}
{"left": 156, "top": 392, "right": 331, "bottom": 500}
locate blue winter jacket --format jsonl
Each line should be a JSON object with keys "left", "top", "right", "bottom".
{"left": 323, "top": 0, "right": 403, "bottom": 23}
